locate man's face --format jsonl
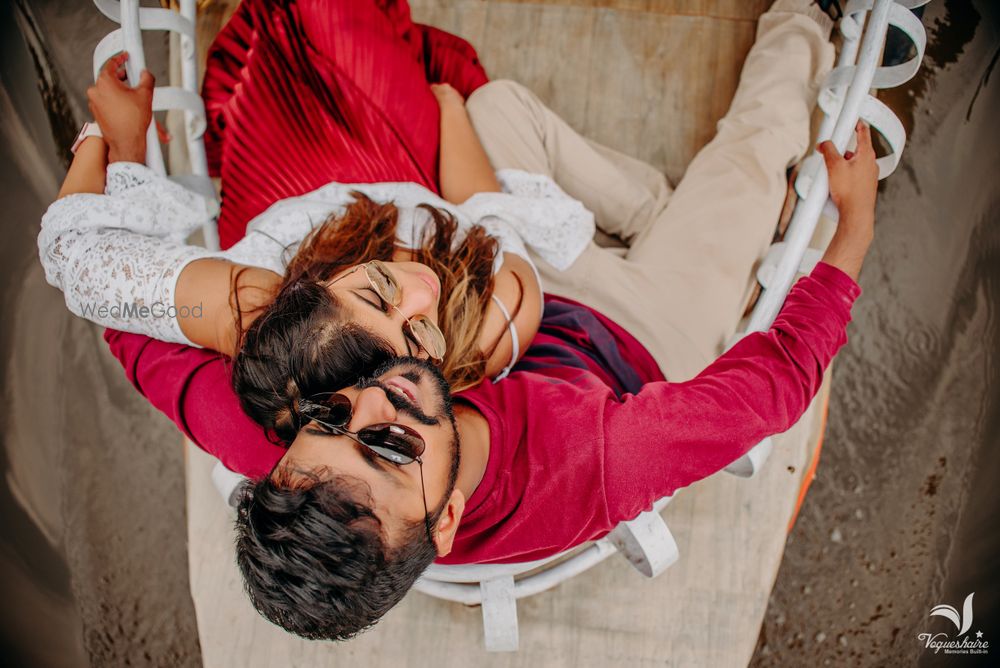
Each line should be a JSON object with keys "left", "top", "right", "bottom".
{"left": 276, "top": 357, "right": 460, "bottom": 549}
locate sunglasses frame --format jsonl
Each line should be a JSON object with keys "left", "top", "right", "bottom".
{"left": 300, "top": 392, "right": 435, "bottom": 544}
{"left": 330, "top": 261, "right": 446, "bottom": 363}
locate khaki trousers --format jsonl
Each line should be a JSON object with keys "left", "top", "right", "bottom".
{"left": 466, "top": 0, "right": 834, "bottom": 381}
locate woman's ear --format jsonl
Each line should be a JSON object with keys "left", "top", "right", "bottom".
{"left": 432, "top": 489, "right": 466, "bottom": 557}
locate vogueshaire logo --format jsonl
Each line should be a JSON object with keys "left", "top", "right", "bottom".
{"left": 917, "top": 592, "right": 990, "bottom": 656}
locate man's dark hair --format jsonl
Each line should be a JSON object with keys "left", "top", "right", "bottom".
{"left": 235, "top": 467, "right": 437, "bottom": 641}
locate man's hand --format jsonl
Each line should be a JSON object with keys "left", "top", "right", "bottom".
{"left": 818, "top": 122, "right": 880, "bottom": 281}
{"left": 818, "top": 121, "right": 878, "bottom": 237}
{"left": 87, "top": 52, "right": 155, "bottom": 164}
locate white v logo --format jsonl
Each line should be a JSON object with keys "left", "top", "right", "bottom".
{"left": 929, "top": 592, "right": 974, "bottom": 636}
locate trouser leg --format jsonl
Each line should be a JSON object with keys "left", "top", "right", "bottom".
{"left": 466, "top": 79, "right": 673, "bottom": 245}
{"left": 623, "top": 0, "right": 835, "bottom": 377}
{"left": 469, "top": 2, "right": 834, "bottom": 381}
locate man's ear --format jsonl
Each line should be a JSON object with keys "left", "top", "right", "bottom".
{"left": 432, "top": 489, "right": 466, "bottom": 557}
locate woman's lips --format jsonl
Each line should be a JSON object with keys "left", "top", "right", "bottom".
{"left": 419, "top": 271, "right": 440, "bottom": 299}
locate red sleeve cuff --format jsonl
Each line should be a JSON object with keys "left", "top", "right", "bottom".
{"left": 812, "top": 261, "right": 863, "bottom": 302}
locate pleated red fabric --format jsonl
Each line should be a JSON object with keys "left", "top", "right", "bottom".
{"left": 202, "top": 0, "right": 489, "bottom": 248}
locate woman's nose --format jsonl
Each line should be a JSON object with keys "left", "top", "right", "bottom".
{"left": 349, "top": 386, "right": 398, "bottom": 430}
{"left": 395, "top": 269, "right": 437, "bottom": 320}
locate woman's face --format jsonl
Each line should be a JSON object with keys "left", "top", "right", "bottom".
{"left": 325, "top": 261, "right": 443, "bottom": 360}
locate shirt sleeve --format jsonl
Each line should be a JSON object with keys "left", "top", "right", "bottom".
{"left": 601, "top": 261, "right": 862, "bottom": 522}
{"left": 38, "top": 163, "right": 218, "bottom": 345}
{"left": 103, "top": 328, "right": 286, "bottom": 479}
{"left": 221, "top": 201, "right": 342, "bottom": 274}
{"left": 460, "top": 170, "right": 596, "bottom": 272}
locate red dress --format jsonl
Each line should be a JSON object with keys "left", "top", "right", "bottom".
{"left": 201, "top": 0, "right": 489, "bottom": 248}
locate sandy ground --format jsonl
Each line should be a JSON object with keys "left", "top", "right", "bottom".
{"left": 752, "top": 2, "right": 1000, "bottom": 666}
{"left": 0, "top": 1, "right": 201, "bottom": 665}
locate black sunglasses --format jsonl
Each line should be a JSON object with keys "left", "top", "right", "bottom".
{"left": 299, "top": 392, "right": 434, "bottom": 543}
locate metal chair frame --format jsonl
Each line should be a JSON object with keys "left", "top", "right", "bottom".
{"left": 92, "top": 0, "right": 219, "bottom": 250}
{"left": 725, "top": 0, "right": 930, "bottom": 478}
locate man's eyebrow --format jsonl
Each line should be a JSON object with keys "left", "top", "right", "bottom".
{"left": 347, "top": 291, "right": 414, "bottom": 355}
{"left": 303, "top": 426, "right": 406, "bottom": 488}
{"left": 397, "top": 404, "right": 442, "bottom": 427}
{"left": 356, "top": 442, "right": 407, "bottom": 488}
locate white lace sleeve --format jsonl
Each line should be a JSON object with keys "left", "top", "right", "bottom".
{"left": 458, "top": 169, "right": 596, "bottom": 272}
{"left": 38, "top": 163, "right": 218, "bottom": 345}
{"left": 102, "top": 162, "right": 219, "bottom": 241}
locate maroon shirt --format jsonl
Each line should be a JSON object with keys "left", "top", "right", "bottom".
{"left": 104, "top": 262, "right": 860, "bottom": 564}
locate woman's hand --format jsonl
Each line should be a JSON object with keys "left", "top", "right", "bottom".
{"left": 87, "top": 52, "right": 155, "bottom": 164}
{"left": 430, "top": 82, "right": 465, "bottom": 111}
{"left": 432, "top": 82, "right": 501, "bottom": 203}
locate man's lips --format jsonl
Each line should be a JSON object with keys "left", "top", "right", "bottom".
{"left": 384, "top": 375, "right": 421, "bottom": 410}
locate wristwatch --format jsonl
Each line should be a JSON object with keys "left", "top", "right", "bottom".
{"left": 71, "top": 122, "right": 104, "bottom": 154}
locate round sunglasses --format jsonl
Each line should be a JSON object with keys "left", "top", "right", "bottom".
{"left": 299, "top": 391, "right": 434, "bottom": 543}
{"left": 330, "top": 260, "right": 447, "bottom": 363}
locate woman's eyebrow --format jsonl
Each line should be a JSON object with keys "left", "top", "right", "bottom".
{"left": 347, "top": 290, "right": 414, "bottom": 354}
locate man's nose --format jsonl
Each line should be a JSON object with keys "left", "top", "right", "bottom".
{"left": 348, "top": 386, "right": 398, "bottom": 431}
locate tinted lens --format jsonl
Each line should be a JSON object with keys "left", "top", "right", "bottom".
{"left": 365, "top": 260, "right": 400, "bottom": 307}
{"left": 306, "top": 392, "right": 352, "bottom": 427}
{"left": 358, "top": 423, "right": 425, "bottom": 464}
{"left": 407, "top": 316, "right": 447, "bottom": 360}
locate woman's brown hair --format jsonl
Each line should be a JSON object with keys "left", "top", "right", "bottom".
{"left": 231, "top": 193, "right": 498, "bottom": 442}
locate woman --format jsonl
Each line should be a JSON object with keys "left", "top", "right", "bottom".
{"left": 39, "top": 0, "right": 602, "bottom": 441}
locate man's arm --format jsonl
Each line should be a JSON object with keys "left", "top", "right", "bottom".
{"left": 603, "top": 125, "right": 877, "bottom": 520}
{"left": 814, "top": 121, "right": 879, "bottom": 282}
{"left": 104, "top": 329, "right": 285, "bottom": 479}
{"left": 602, "top": 260, "right": 861, "bottom": 521}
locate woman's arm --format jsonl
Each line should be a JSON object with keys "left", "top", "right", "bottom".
{"left": 433, "top": 83, "right": 501, "bottom": 203}
{"left": 41, "top": 52, "right": 260, "bottom": 353}
{"left": 57, "top": 136, "right": 109, "bottom": 198}
{"left": 174, "top": 259, "right": 280, "bottom": 357}
{"left": 478, "top": 252, "right": 541, "bottom": 379}
{"left": 430, "top": 83, "right": 544, "bottom": 373}
{"left": 56, "top": 51, "right": 152, "bottom": 199}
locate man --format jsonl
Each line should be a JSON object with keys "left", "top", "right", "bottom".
{"left": 105, "top": 148, "right": 871, "bottom": 636}
{"left": 101, "top": 0, "right": 868, "bottom": 642}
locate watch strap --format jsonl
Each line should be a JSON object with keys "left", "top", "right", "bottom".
{"left": 71, "top": 122, "right": 104, "bottom": 154}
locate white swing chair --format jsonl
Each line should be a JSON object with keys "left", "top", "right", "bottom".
{"left": 95, "top": 0, "right": 931, "bottom": 653}
{"left": 724, "top": 0, "right": 930, "bottom": 478}
{"left": 91, "top": 0, "right": 219, "bottom": 251}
